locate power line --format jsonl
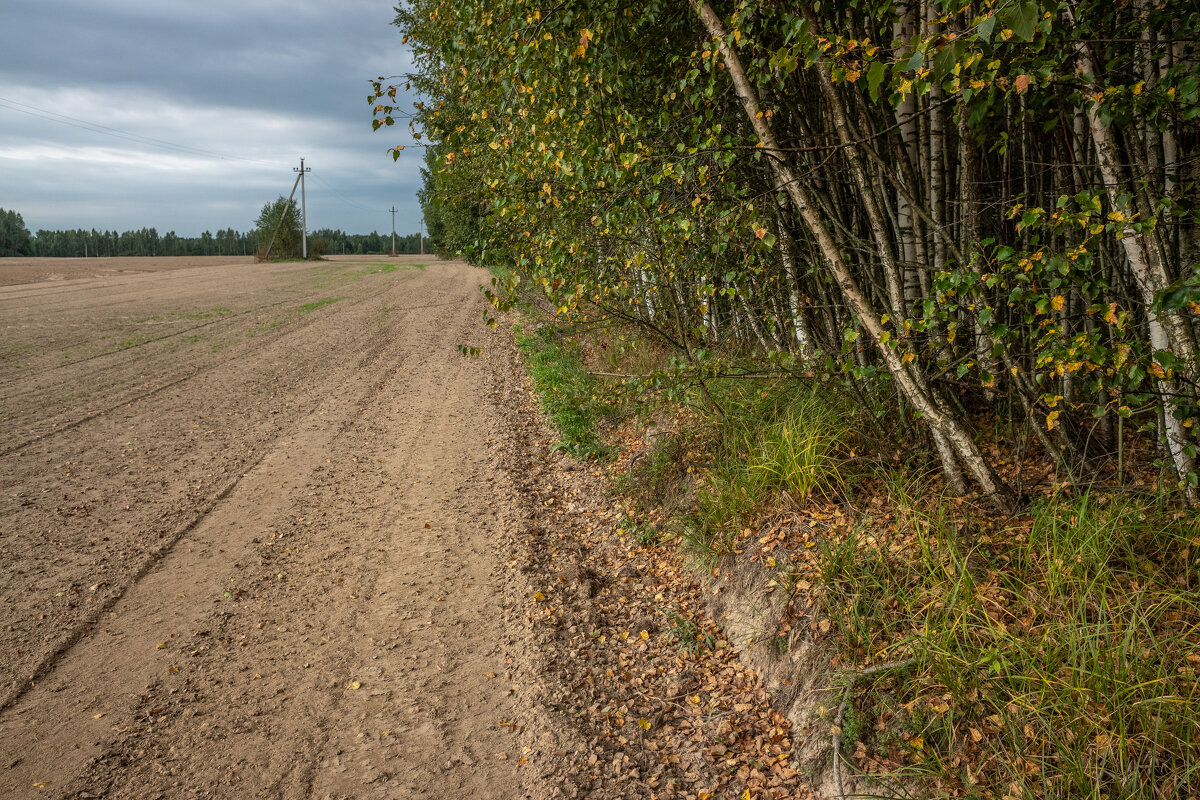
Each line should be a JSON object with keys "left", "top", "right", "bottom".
{"left": 0, "top": 95, "right": 285, "bottom": 168}
{"left": 308, "top": 173, "right": 387, "bottom": 215}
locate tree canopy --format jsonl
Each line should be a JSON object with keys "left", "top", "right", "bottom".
{"left": 374, "top": 0, "right": 1200, "bottom": 509}
{"left": 254, "top": 196, "right": 304, "bottom": 259}
{"left": 0, "top": 209, "right": 33, "bottom": 257}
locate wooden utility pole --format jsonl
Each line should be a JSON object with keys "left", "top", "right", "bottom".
{"left": 294, "top": 158, "right": 310, "bottom": 258}
{"left": 389, "top": 206, "right": 397, "bottom": 255}
{"left": 419, "top": 217, "right": 425, "bottom": 255}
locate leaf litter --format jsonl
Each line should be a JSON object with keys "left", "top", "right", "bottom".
{"left": 496, "top": 360, "right": 816, "bottom": 800}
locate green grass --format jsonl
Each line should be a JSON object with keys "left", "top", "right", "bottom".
{"left": 817, "top": 479, "right": 1200, "bottom": 799}
{"left": 299, "top": 297, "right": 343, "bottom": 312}
{"left": 116, "top": 334, "right": 155, "bottom": 350}
{"left": 747, "top": 395, "right": 846, "bottom": 501}
{"left": 515, "top": 323, "right": 614, "bottom": 461}
{"left": 677, "top": 382, "right": 850, "bottom": 564}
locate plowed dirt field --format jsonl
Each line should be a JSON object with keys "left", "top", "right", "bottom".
{"left": 0, "top": 256, "right": 545, "bottom": 798}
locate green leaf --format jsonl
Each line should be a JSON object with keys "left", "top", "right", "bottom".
{"left": 867, "top": 61, "right": 887, "bottom": 102}
{"left": 1002, "top": 1, "right": 1039, "bottom": 42}
{"left": 1129, "top": 364, "right": 1146, "bottom": 387}
{"left": 976, "top": 14, "right": 997, "bottom": 43}
{"left": 932, "top": 42, "right": 965, "bottom": 82}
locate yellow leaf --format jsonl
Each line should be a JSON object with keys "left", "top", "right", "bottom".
{"left": 533, "top": 591, "right": 545, "bottom": 601}
{"left": 638, "top": 717, "right": 651, "bottom": 730}
{"left": 33, "top": 782, "right": 52, "bottom": 789}
{"left": 156, "top": 642, "right": 168, "bottom": 650}
{"left": 485, "top": 672, "right": 498, "bottom": 678}
{"left": 1051, "top": 295, "right": 1064, "bottom": 312}
{"left": 348, "top": 681, "right": 362, "bottom": 690}
{"left": 910, "top": 736, "right": 924, "bottom": 750}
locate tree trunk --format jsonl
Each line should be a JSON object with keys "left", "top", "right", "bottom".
{"left": 1068, "top": 15, "right": 1198, "bottom": 502}
{"left": 694, "top": 0, "right": 1018, "bottom": 512}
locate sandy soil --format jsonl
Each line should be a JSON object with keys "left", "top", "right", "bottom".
{"left": 0, "top": 256, "right": 260, "bottom": 287}
{"left": 0, "top": 255, "right": 814, "bottom": 800}
{"left": 0, "top": 256, "right": 541, "bottom": 798}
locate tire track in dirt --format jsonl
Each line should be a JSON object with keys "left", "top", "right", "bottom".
{"left": 0, "top": 326, "right": 400, "bottom": 713}
{"left": 0, "top": 261, "right": 423, "bottom": 698}
{"left": 0, "top": 281, "right": 415, "bottom": 458}
{"left": 0, "top": 262, "right": 417, "bottom": 415}
{"left": 0, "top": 300, "right": 289, "bottom": 396}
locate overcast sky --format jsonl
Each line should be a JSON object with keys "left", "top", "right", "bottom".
{"left": 0, "top": 0, "right": 424, "bottom": 238}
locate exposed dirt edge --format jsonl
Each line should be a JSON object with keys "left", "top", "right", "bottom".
{"left": 485, "top": 327, "right": 815, "bottom": 800}
{"left": 701, "top": 552, "right": 846, "bottom": 798}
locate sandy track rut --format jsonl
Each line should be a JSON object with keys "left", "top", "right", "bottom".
{"left": 0, "top": 258, "right": 535, "bottom": 798}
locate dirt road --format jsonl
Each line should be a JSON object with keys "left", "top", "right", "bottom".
{"left": 0, "top": 256, "right": 539, "bottom": 798}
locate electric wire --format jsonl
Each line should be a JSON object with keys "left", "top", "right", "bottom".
{"left": 0, "top": 95, "right": 287, "bottom": 168}
{"left": 308, "top": 173, "right": 388, "bottom": 215}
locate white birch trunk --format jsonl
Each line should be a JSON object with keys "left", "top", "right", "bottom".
{"left": 1069, "top": 17, "right": 1199, "bottom": 501}
{"left": 694, "top": 1, "right": 1016, "bottom": 511}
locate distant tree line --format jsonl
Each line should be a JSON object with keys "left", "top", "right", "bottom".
{"left": 310, "top": 228, "right": 426, "bottom": 256}
{"left": 29, "top": 227, "right": 255, "bottom": 258}
{"left": 0, "top": 208, "right": 425, "bottom": 258}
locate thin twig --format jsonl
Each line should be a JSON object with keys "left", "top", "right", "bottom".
{"left": 832, "top": 657, "right": 918, "bottom": 800}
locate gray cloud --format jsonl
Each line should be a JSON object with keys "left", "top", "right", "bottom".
{"left": 0, "top": 0, "right": 425, "bottom": 237}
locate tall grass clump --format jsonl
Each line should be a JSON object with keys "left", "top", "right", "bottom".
{"left": 818, "top": 483, "right": 1200, "bottom": 799}
{"left": 680, "top": 382, "right": 850, "bottom": 563}
{"left": 746, "top": 393, "right": 846, "bottom": 502}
